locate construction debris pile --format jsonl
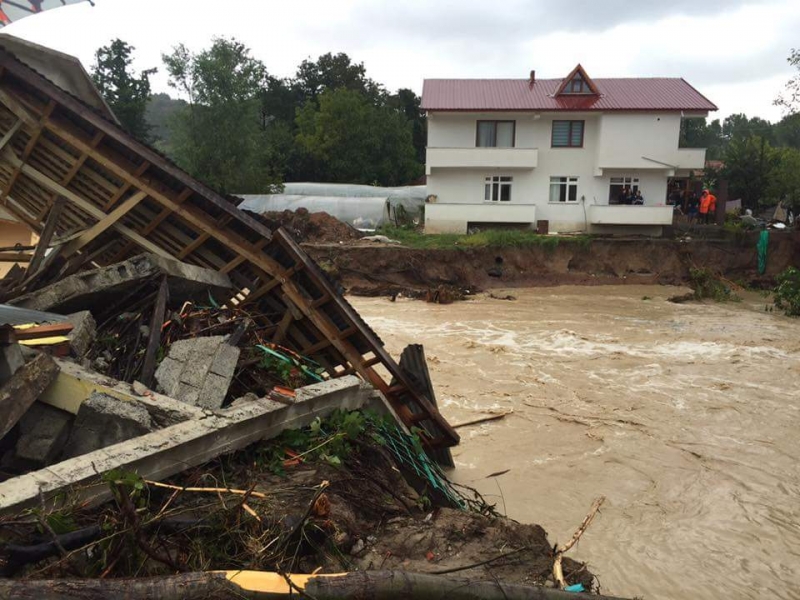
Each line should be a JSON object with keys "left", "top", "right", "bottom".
{"left": 248, "top": 208, "right": 364, "bottom": 244}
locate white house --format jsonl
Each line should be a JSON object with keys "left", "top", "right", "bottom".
{"left": 421, "top": 65, "right": 717, "bottom": 235}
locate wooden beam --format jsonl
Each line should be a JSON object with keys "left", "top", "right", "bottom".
{"left": 0, "top": 118, "right": 21, "bottom": 151}
{"left": 1, "top": 150, "right": 170, "bottom": 259}
{"left": 271, "top": 310, "right": 294, "bottom": 344}
{"left": 0, "top": 352, "right": 60, "bottom": 441}
{"left": 0, "top": 252, "right": 31, "bottom": 262}
{"left": 140, "top": 275, "right": 168, "bottom": 388}
{"left": 58, "top": 190, "right": 148, "bottom": 258}
{"left": 26, "top": 197, "right": 65, "bottom": 275}
{"left": 0, "top": 87, "right": 37, "bottom": 126}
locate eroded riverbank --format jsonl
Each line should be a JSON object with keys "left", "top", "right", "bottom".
{"left": 351, "top": 286, "right": 800, "bottom": 600}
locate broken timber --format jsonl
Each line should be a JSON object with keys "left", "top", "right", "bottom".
{"left": 0, "top": 352, "right": 60, "bottom": 440}
{"left": 0, "top": 46, "right": 458, "bottom": 449}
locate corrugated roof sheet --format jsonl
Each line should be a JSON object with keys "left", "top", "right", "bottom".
{"left": 421, "top": 78, "right": 717, "bottom": 112}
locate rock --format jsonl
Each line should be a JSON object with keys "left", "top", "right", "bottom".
{"left": 62, "top": 392, "right": 155, "bottom": 458}
{"left": 0, "top": 342, "right": 25, "bottom": 383}
{"left": 132, "top": 380, "right": 149, "bottom": 396}
{"left": 154, "top": 336, "right": 240, "bottom": 410}
{"left": 66, "top": 311, "right": 96, "bottom": 359}
{"left": 13, "top": 402, "right": 73, "bottom": 468}
{"left": 350, "top": 538, "right": 365, "bottom": 555}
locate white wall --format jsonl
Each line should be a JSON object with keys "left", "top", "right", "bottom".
{"left": 426, "top": 110, "right": 682, "bottom": 232}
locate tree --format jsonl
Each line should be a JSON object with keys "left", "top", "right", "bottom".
{"left": 295, "top": 52, "right": 384, "bottom": 105}
{"left": 144, "top": 93, "right": 187, "bottom": 153}
{"left": 163, "top": 38, "right": 280, "bottom": 194}
{"left": 775, "top": 48, "right": 800, "bottom": 114}
{"left": 92, "top": 39, "right": 156, "bottom": 141}
{"left": 295, "top": 88, "right": 421, "bottom": 186}
{"left": 722, "top": 135, "right": 779, "bottom": 210}
{"left": 386, "top": 88, "right": 427, "bottom": 164}
{"left": 767, "top": 147, "right": 800, "bottom": 210}
{"left": 774, "top": 112, "right": 800, "bottom": 149}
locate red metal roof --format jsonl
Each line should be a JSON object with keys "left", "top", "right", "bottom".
{"left": 421, "top": 78, "right": 717, "bottom": 112}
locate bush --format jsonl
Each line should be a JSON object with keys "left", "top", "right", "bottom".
{"left": 774, "top": 266, "right": 800, "bottom": 316}
{"left": 689, "top": 267, "right": 740, "bottom": 302}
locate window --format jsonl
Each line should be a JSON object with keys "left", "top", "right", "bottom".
{"left": 485, "top": 176, "right": 513, "bottom": 202}
{"left": 609, "top": 176, "right": 640, "bottom": 204}
{"left": 565, "top": 73, "right": 591, "bottom": 94}
{"left": 549, "top": 176, "right": 578, "bottom": 203}
{"left": 476, "top": 121, "right": 515, "bottom": 147}
{"left": 551, "top": 120, "right": 584, "bottom": 147}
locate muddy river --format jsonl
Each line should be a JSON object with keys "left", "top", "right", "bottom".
{"left": 350, "top": 286, "right": 800, "bottom": 600}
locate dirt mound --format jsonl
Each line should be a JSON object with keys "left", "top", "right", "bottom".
{"left": 248, "top": 208, "right": 363, "bottom": 243}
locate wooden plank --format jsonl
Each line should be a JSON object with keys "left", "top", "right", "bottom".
{"left": 26, "top": 196, "right": 65, "bottom": 275}
{"left": 13, "top": 323, "right": 74, "bottom": 341}
{"left": 0, "top": 118, "right": 21, "bottom": 151}
{"left": 271, "top": 310, "right": 294, "bottom": 344}
{"left": 0, "top": 252, "right": 31, "bottom": 262}
{"left": 0, "top": 352, "right": 60, "bottom": 441}
{"left": 2, "top": 152, "right": 171, "bottom": 259}
{"left": 58, "top": 190, "right": 148, "bottom": 258}
{"left": 140, "top": 275, "right": 168, "bottom": 388}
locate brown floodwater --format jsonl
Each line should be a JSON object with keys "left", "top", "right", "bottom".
{"left": 350, "top": 286, "right": 800, "bottom": 600}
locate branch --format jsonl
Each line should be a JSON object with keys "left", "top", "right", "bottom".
{"left": 553, "top": 496, "right": 605, "bottom": 589}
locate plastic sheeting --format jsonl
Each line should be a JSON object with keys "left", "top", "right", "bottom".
{"left": 238, "top": 182, "right": 427, "bottom": 229}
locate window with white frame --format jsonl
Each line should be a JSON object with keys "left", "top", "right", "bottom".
{"left": 609, "top": 176, "right": 640, "bottom": 204}
{"left": 485, "top": 176, "right": 513, "bottom": 202}
{"left": 549, "top": 176, "right": 578, "bottom": 203}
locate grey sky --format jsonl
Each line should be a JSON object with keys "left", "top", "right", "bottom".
{"left": 2, "top": 0, "right": 797, "bottom": 121}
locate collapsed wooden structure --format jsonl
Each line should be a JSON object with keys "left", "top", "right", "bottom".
{"left": 0, "top": 42, "right": 458, "bottom": 450}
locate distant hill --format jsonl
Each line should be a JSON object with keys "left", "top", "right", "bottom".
{"left": 145, "top": 93, "right": 187, "bottom": 153}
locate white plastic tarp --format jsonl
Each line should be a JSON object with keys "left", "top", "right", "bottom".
{"left": 238, "top": 182, "right": 427, "bottom": 229}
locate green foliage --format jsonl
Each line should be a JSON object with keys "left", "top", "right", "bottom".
{"left": 163, "top": 38, "right": 281, "bottom": 194}
{"left": 775, "top": 48, "right": 800, "bottom": 114}
{"left": 689, "top": 267, "right": 740, "bottom": 302}
{"left": 723, "top": 135, "right": 779, "bottom": 210}
{"left": 295, "top": 52, "right": 384, "bottom": 105}
{"left": 91, "top": 39, "right": 156, "bottom": 141}
{"left": 295, "top": 88, "right": 421, "bottom": 186}
{"left": 145, "top": 92, "right": 187, "bottom": 153}
{"left": 773, "top": 266, "right": 800, "bottom": 316}
{"left": 766, "top": 146, "right": 800, "bottom": 210}
{"left": 254, "top": 409, "right": 384, "bottom": 476}
{"left": 377, "top": 225, "right": 589, "bottom": 250}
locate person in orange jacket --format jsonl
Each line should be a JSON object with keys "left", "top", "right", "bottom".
{"left": 699, "top": 189, "right": 717, "bottom": 224}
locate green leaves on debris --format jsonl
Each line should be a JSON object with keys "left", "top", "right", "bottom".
{"left": 689, "top": 267, "right": 741, "bottom": 302}
{"left": 774, "top": 266, "right": 800, "bottom": 316}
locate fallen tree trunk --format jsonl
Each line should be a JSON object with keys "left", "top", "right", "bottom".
{"left": 0, "top": 570, "right": 631, "bottom": 600}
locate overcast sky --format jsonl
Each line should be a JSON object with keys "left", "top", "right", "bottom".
{"left": 2, "top": 0, "right": 798, "bottom": 122}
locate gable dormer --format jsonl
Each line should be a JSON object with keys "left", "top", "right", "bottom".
{"left": 556, "top": 64, "right": 599, "bottom": 96}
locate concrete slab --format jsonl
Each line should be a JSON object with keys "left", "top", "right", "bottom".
{"left": 13, "top": 402, "right": 73, "bottom": 468}
{"left": 62, "top": 392, "right": 155, "bottom": 458}
{"left": 39, "top": 358, "right": 205, "bottom": 427}
{"left": 65, "top": 311, "right": 96, "bottom": 359}
{"left": 9, "top": 253, "right": 233, "bottom": 314}
{"left": 0, "top": 376, "right": 380, "bottom": 515}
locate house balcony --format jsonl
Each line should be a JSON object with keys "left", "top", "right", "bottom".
{"left": 595, "top": 147, "right": 707, "bottom": 174}
{"left": 588, "top": 204, "right": 674, "bottom": 226}
{"left": 674, "top": 148, "right": 707, "bottom": 170}
{"left": 426, "top": 147, "right": 538, "bottom": 174}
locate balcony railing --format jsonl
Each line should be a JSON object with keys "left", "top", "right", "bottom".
{"left": 588, "top": 205, "right": 673, "bottom": 226}
{"left": 426, "top": 147, "right": 538, "bottom": 172}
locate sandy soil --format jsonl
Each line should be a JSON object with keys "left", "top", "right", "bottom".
{"left": 351, "top": 286, "right": 800, "bottom": 600}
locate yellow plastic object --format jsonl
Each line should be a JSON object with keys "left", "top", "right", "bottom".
{"left": 18, "top": 336, "right": 70, "bottom": 346}
{"left": 220, "top": 570, "right": 345, "bottom": 594}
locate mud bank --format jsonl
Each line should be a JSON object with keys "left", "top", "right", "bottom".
{"left": 306, "top": 232, "right": 800, "bottom": 296}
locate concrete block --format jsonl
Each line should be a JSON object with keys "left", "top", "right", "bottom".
{"left": 62, "top": 392, "right": 155, "bottom": 459}
{"left": 210, "top": 344, "right": 240, "bottom": 377}
{"left": 66, "top": 311, "right": 96, "bottom": 358}
{"left": 155, "top": 335, "right": 237, "bottom": 410}
{"left": 14, "top": 402, "right": 73, "bottom": 467}
{"left": 9, "top": 253, "right": 233, "bottom": 314}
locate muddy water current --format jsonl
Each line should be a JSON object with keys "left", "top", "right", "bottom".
{"left": 350, "top": 286, "right": 800, "bottom": 600}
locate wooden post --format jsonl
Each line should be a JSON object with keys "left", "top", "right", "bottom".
{"left": 26, "top": 197, "right": 65, "bottom": 277}
{"left": 139, "top": 275, "right": 169, "bottom": 388}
